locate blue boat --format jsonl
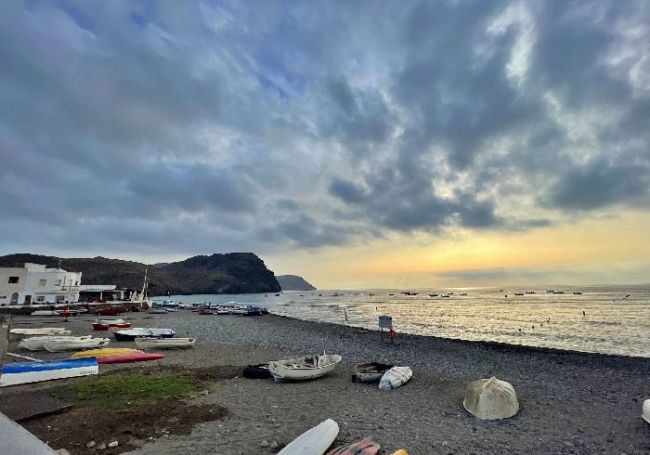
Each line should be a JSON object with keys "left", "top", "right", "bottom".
{"left": 0, "top": 358, "right": 98, "bottom": 387}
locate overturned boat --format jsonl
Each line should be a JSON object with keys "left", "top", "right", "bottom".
{"left": 10, "top": 328, "right": 71, "bottom": 340}
{"left": 43, "top": 337, "right": 110, "bottom": 352}
{"left": 0, "top": 358, "right": 99, "bottom": 387}
{"left": 268, "top": 353, "right": 342, "bottom": 382}
{"left": 19, "top": 335, "right": 92, "bottom": 351}
{"left": 378, "top": 366, "right": 412, "bottom": 391}
{"left": 352, "top": 362, "right": 393, "bottom": 383}
{"left": 135, "top": 337, "right": 195, "bottom": 350}
{"left": 113, "top": 328, "right": 175, "bottom": 341}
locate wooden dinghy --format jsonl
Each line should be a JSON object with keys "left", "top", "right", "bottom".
{"left": 326, "top": 438, "right": 380, "bottom": 455}
{"left": 10, "top": 328, "right": 71, "bottom": 340}
{"left": 278, "top": 419, "right": 339, "bottom": 455}
{"left": 135, "top": 337, "right": 195, "bottom": 350}
{"left": 19, "top": 336, "right": 92, "bottom": 351}
{"left": 43, "top": 338, "right": 110, "bottom": 352}
{"left": 97, "top": 352, "right": 165, "bottom": 364}
{"left": 113, "top": 328, "right": 175, "bottom": 341}
{"left": 351, "top": 362, "right": 393, "bottom": 383}
{"left": 268, "top": 354, "right": 342, "bottom": 382}
{"left": 0, "top": 358, "right": 98, "bottom": 387}
{"left": 71, "top": 348, "right": 142, "bottom": 359}
{"left": 378, "top": 366, "right": 412, "bottom": 391}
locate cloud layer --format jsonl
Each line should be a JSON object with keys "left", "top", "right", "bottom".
{"left": 1, "top": 1, "right": 649, "bottom": 259}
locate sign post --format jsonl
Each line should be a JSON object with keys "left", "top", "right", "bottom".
{"left": 378, "top": 315, "right": 392, "bottom": 339}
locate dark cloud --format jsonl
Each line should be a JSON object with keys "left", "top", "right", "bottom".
{"left": 1, "top": 0, "right": 649, "bottom": 258}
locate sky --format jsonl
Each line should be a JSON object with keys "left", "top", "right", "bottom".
{"left": 1, "top": 1, "right": 649, "bottom": 289}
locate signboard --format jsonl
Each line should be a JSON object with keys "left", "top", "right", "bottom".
{"left": 378, "top": 315, "right": 393, "bottom": 329}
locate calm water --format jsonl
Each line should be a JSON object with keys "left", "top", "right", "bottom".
{"left": 154, "top": 284, "right": 650, "bottom": 358}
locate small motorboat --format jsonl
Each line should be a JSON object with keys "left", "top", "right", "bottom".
{"left": 0, "top": 358, "right": 98, "bottom": 387}
{"left": 43, "top": 337, "right": 110, "bottom": 352}
{"left": 92, "top": 319, "right": 132, "bottom": 331}
{"left": 351, "top": 362, "right": 393, "bottom": 383}
{"left": 97, "top": 352, "right": 165, "bottom": 364}
{"left": 10, "top": 328, "right": 71, "bottom": 340}
{"left": 268, "top": 353, "right": 342, "bottom": 382}
{"left": 113, "top": 328, "right": 175, "bottom": 341}
{"left": 71, "top": 348, "right": 143, "bottom": 359}
{"left": 135, "top": 338, "right": 195, "bottom": 350}
{"left": 378, "top": 366, "right": 412, "bottom": 391}
{"left": 278, "top": 419, "right": 339, "bottom": 455}
{"left": 19, "top": 335, "right": 92, "bottom": 351}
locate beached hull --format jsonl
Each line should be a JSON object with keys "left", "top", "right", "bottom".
{"left": 269, "top": 354, "right": 342, "bottom": 382}
{"left": 43, "top": 338, "right": 110, "bottom": 352}
{"left": 0, "top": 358, "right": 98, "bottom": 387}
{"left": 92, "top": 322, "right": 131, "bottom": 331}
{"left": 326, "top": 438, "right": 380, "bottom": 455}
{"left": 351, "top": 363, "right": 393, "bottom": 383}
{"left": 379, "top": 366, "right": 412, "bottom": 391}
{"left": 278, "top": 419, "right": 339, "bottom": 455}
{"left": 30, "top": 311, "right": 60, "bottom": 316}
{"left": 10, "top": 328, "right": 70, "bottom": 340}
{"left": 113, "top": 329, "right": 175, "bottom": 341}
{"left": 135, "top": 338, "right": 195, "bottom": 350}
{"left": 19, "top": 336, "right": 92, "bottom": 351}
{"left": 70, "top": 348, "right": 142, "bottom": 359}
{"left": 97, "top": 352, "right": 165, "bottom": 364}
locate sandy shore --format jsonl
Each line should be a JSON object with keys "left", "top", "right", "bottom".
{"left": 3, "top": 311, "right": 650, "bottom": 454}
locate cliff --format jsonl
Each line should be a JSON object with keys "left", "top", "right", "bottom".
{"left": 0, "top": 253, "right": 281, "bottom": 295}
{"left": 276, "top": 275, "right": 317, "bottom": 291}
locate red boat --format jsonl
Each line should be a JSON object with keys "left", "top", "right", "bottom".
{"left": 92, "top": 321, "right": 132, "bottom": 331}
{"left": 95, "top": 306, "right": 127, "bottom": 316}
{"left": 97, "top": 352, "right": 165, "bottom": 364}
{"left": 198, "top": 309, "right": 214, "bottom": 315}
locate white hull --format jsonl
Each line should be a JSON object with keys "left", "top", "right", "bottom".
{"left": 19, "top": 336, "right": 92, "bottom": 351}
{"left": 379, "top": 366, "right": 412, "bottom": 391}
{"left": 135, "top": 338, "right": 195, "bottom": 350}
{"left": 10, "top": 328, "right": 71, "bottom": 340}
{"left": 269, "top": 354, "right": 342, "bottom": 381}
{"left": 30, "top": 311, "right": 60, "bottom": 316}
{"left": 278, "top": 419, "right": 339, "bottom": 455}
{"left": 43, "top": 338, "right": 110, "bottom": 352}
{"left": 0, "top": 359, "right": 99, "bottom": 387}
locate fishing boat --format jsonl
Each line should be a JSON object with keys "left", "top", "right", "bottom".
{"left": 19, "top": 336, "right": 92, "bottom": 351}
{"left": 135, "top": 338, "right": 195, "bottom": 350}
{"left": 0, "top": 358, "right": 99, "bottom": 387}
{"left": 378, "top": 366, "right": 412, "bottom": 391}
{"left": 71, "top": 348, "right": 143, "bottom": 359}
{"left": 278, "top": 419, "right": 339, "bottom": 455}
{"left": 268, "top": 353, "right": 342, "bottom": 382}
{"left": 97, "top": 352, "right": 165, "bottom": 364}
{"left": 113, "top": 328, "right": 175, "bottom": 341}
{"left": 351, "top": 362, "right": 393, "bottom": 383}
{"left": 9, "top": 328, "right": 71, "bottom": 340}
{"left": 43, "top": 337, "right": 110, "bottom": 352}
{"left": 92, "top": 320, "right": 132, "bottom": 331}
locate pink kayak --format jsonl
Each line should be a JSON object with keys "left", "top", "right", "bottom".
{"left": 327, "top": 438, "right": 380, "bottom": 455}
{"left": 97, "top": 352, "right": 165, "bottom": 364}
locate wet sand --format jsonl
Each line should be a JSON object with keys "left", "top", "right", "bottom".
{"left": 2, "top": 311, "right": 650, "bottom": 454}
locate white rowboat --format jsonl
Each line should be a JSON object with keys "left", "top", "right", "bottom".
{"left": 19, "top": 336, "right": 92, "bottom": 351}
{"left": 0, "top": 358, "right": 99, "bottom": 387}
{"left": 278, "top": 419, "right": 339, "bottom": 455}
{"left": 42, "top": 338, "right": 110, "bottom": 352}
{"left": 135, "top": 338, "right": 195, "bottom": 350}
{"left": 10, "top": 328, "right": 71, "bottom": 340}
{"left": 268, "top": 354, "right": 342, "bottom": 382}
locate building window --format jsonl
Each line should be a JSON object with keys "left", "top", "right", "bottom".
{"left": 74, "top": 281, "right": 79, "bottom": 286}
{"left": 36, "top": 296, "right": 45, "bottom": 303}
{"left": 55, "top": 279, "right": 62, "bottom": 286}
{"left": 39, "top": 279, "right": 47, "bottom": 287}
{"left": 56, "top": 295, "right": 65, "bottom": 302}
{"left": 8, "top": 276, "right": 19, "bottom": 284}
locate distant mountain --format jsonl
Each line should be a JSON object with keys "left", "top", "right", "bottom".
{"left": 0, "top": 253, "right": 281, "bottom": 295}
{"left": 276, "top": 275, "right": 317, "bottom": 291}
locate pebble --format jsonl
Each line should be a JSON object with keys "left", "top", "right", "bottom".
{"left": 86, "top": 441, "right": 96, "bottom": 448}
{"left": 108, "top": 441, "right": 119, "bottom": 448}
{"left": 270, "top": 441, "right": 279, "bottom": 449}
{"left": 260, "top": 440, "right": 269, "bottom": 448}
{"left": 97, "top": 443, "right": 106, "bottom": 450}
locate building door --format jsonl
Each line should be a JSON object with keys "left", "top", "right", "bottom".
{"left": 10, "top": 293, "right": 18, "bottom": 305}
{"left": 24, "top": 295, "right": 32, "bottom": 305}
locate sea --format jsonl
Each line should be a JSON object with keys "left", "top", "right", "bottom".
{"left": 153, "top": 284, "right": 650, "bottom": 358}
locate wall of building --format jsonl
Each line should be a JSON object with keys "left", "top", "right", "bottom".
{"left": 0, "top": 268, "right": 27, "bottom": 305}
{"left": 0, "top": 264, "right": 82, "bottom": 305}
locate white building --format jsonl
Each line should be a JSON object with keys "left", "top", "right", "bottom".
{"left": 0, "top": 263, "right": 82, "bottom": 306}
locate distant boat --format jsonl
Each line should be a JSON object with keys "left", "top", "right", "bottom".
{"left": 135, "top": 338, "right": 195, "bottom": 350}
{"left": 43, "top": 337, "right": 110, "bottom": 352}
{"left": 268, "top": 353, "right": 342, "bottom": 382}
{"left": 30, "top": 310, "right": 59, "bottom": 316}
{"left": 92, "top": 319, "right": 131, "bottom": 331}
{"left": 573, "top": 291, "right": 583, "bottom": 295}
{"left": 113, "top": 328, "right": 175, "bottom": 342}
{"left": 148, "top": 308, "right": 168, "bottom": 314}
{"left": 429, "top": 294, "right": 438, "bottom": 297}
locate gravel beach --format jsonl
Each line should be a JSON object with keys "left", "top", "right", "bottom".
{"left": 3, "top": 311, "right": 650, "bottom": 454}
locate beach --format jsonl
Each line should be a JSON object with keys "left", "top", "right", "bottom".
{"left": 2, "top": 311, "right": 650, "bottom": 454}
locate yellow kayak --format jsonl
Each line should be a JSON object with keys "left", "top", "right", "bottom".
{"left": 391, "top": 451, "right": 408, "bottom": 455}
{"left": 71, "top": 348, "right": 143, "bottom": 359}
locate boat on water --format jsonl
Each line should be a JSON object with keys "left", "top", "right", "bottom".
{"left": 71, "top": 348, "right": 142, "bottom": 359}
{"left": 351, "top": 362, "right": 393, "bottom": 383}
{"left": 92, "top": 319, "right": 131, "bottom": 331}
{"left": 278, "top": 419, "right": 339, "bottom": 455}
{"left": 0, "top": 358, "right": 99, "bottom": 387}
{"left": 9, "top": 328, "right": 71, "bottom": 340}
{"left": 19, "top": 335, "right": 92, "bottom": 351}
{"left": 268, "top": 353, "right": 342, "bottom": 382}
{"left": 135, "top": 338, "right": 195, "bottom": 350}
{"left": 43, "top": 337, "right": 110, "bottom": 352}
{"left": 113, "top": 328, "right": 175, "bottom": 341}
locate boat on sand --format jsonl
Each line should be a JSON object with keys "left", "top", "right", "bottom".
{"left": 97, "top": 352, "right": 164, "bottom": 364}
{"left": 135, "top": 338, "right": 195, "bottom": 350}
{"left": 326, "top": 437, "right": 380, "bottom": 455}
{"left": 268, "top": 354, "right": 342, "bottom": 382}
{"left": 10, "top": 328, "right": 70, "bottom": 340}
{"left": 92, "top": 319, "right": 131, "bottom": 331}
{"left": 278, "top": 418, "right": 339, "bottom": 455}
{"left": 113, "top": 328, "right": 175, "bottom": 341}
{"left": 43, "top": 337, "right": 110, "bottom": 352}
{"left": 0, "top": 358, "right": 98, "bottom": 387}
{"left": 71, "top": 348, "right": 142, "bottom": 359}
{"left": 351, "top": 362, "right": 393, "bottom": 383}
{"left": 19, "top": 336, "right": 92, "bottom": 351}
{"left": 378, "top": 366, "right": 412, "bottom": 391}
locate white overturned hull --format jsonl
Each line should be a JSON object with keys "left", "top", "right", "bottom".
{"left": 379, "top": 366, "right": 412, "bottom": 391}
{"left": 43, "top": 338, "right": 110, "bottom": 352}
{"left": 269, "top": 354, "right": 342, "bottom": 382}
{"left": 278, "top": 418, "right": 339, "bottom": 455}
{"left": 10, "top": 328, "right": 71, "bottom": 339}
{"left": 0, "top": 358, "right": 98, "bottom": 387}
{"left": 135, "top": 338, "right": 195, "bottom": 350}
{"left": 19, "top": 336, "right": 92, "bottom": 351}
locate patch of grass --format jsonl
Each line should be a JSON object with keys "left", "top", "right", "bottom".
{"left": 58, "top": 371, "right": 205, "bottom": 410}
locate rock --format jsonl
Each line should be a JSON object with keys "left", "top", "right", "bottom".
{"left": 270, "top": 441, "right": 279, "bottom": 449}
{"left": 97, "top": 443, "right": 106, "bottom": 450}
{"left": 108, "top": 441, "right": 119, "bottom": 448}
{"left": 86, "top": 441, "right": 96, "bottom": 448}
{"left": 260, "top": 440, "right": 269, "bottom": 448}
{"left": 200, "top": 389, "right": 209, "bottom": 396}
{"left": 563, "top": 441, "right": 574, "bottom": 448}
